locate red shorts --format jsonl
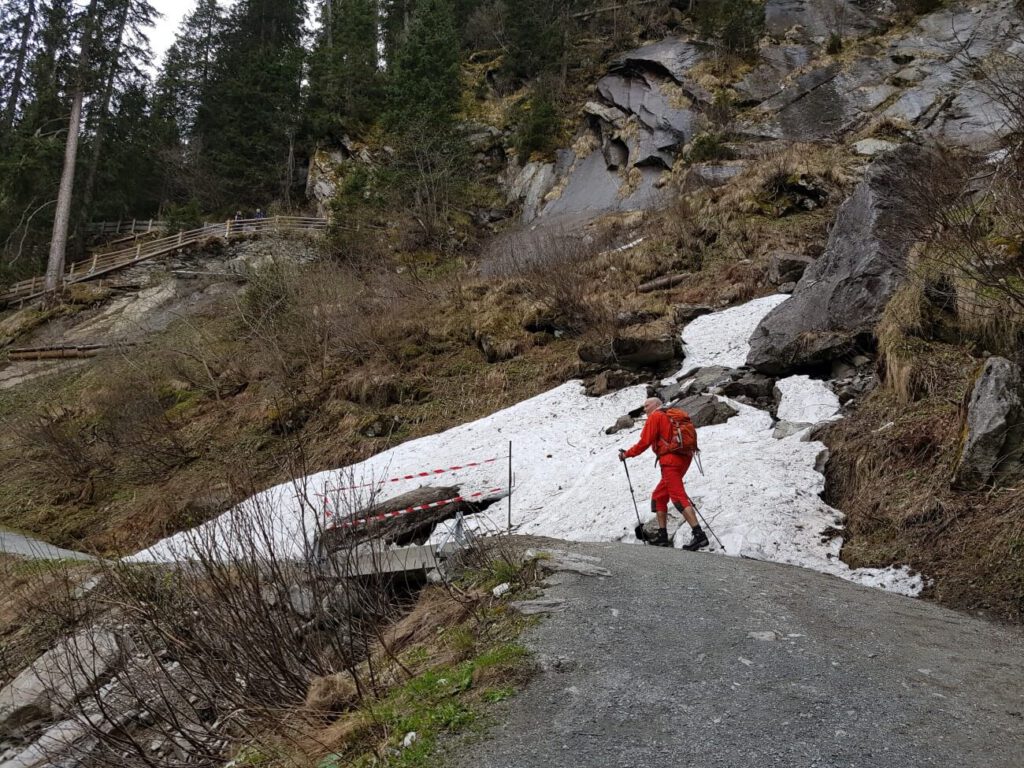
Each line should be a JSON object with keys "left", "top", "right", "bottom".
{"left": 651, "top": 456, "right": 692, "bottom": 512}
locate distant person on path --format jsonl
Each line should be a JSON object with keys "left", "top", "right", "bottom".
{"left": 234, "top": 210, "right": 243, "bottom": 221}
{"left": 254, "top": 208, "right": 265, "bottom": 219}
{"left": 619, "top": 397, "right": 708, "bottom": 550}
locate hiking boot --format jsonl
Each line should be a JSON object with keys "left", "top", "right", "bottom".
{"left": 681, "top": 528, "right": 709, "bottom": 551}
{"left": 647, "top": 529, "right": 672, "bottom": 547}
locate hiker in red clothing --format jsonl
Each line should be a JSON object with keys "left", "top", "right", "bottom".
{"left": 619, "top": 397, "right": 709, "bottom": 550}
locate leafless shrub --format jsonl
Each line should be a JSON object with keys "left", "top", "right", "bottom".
{"left": 28, "top": 447, "right": 519, "bottom": 767}
{"left": 484, "top": 227, "right": 615, "bottom": 335}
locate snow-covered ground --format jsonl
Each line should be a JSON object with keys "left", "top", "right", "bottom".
{"left": 132, "top": 297, "right": 924, "bottom": 596}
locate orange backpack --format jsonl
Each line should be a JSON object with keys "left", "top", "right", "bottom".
{"left": 655, "top": 408, "right": 698, "bottom": 458}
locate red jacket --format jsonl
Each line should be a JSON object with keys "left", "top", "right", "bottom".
{"left": 623, "top": 409, "right": 688, "bottom": 468}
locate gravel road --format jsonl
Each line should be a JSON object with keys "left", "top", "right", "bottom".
{"left": 455, "top": 541, "right": 1024, "bottom": 768}
{"left": 0, "top": 529, "right": 95, "bottom": 561}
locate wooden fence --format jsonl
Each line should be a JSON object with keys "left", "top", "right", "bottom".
{"left": 2, "top": 216, "right": 328, "bottom": 306}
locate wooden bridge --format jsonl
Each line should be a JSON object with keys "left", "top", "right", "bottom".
{"left": 1, "top": 216, "right": 328, "bottom": 306}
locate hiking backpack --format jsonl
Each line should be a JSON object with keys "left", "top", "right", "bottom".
{"left": 655, "top": 407, "right": 698, "bottom": 458}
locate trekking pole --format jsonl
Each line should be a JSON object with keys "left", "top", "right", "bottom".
{"left": 621, "top": 457, "right": 647, "bottom": 546}
{"left": 690, "top": 498, "right": 726, "bottom": 553}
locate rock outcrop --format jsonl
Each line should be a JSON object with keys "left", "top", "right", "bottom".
{"left": 746, "top": 144, "right": 934, "bottom": 375}
{"left": 952, "top": 357, "right": 1024, "bottom": 490}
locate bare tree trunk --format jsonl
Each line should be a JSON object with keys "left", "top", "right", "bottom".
{"left": 2, "top": 0, "right": 36, "bottom": 133}
{"left": 44, "top": 0, "right": 99, "bottom": 299}
{"left": 44, "top": 89, "right": 84, "bottom": 295}
{"left": 326, "top": 0, "right": 333, "bottom": 48}
{"left": 283, "top": 128, "right": 295, "bottom": 208}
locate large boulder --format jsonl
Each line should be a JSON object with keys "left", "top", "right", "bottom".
{"left": 0, "top": 630, "right": 122, "bottom": 738}
{"left": 677, "top": 394, "right": 738, "bottom": 428}
{"left": 747, "top": 144, "right": 934, "bottom": 375}
{"left": 952, "top": 357, "right": 1024, "bottom": 491}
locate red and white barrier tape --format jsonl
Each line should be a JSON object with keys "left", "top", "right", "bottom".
{"left": 322, "top": 457, "right": 502, "bottom": 494}
{"left": 325, "top": 487, "right": 505, "bottom": 530}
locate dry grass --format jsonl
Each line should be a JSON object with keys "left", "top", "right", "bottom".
{"left": 824, "top": 379, "right": 1024, "bottom": 622}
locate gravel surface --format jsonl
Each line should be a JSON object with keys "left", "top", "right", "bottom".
{"left": 456, "top": 540, "right": 1024, "bottom": 768}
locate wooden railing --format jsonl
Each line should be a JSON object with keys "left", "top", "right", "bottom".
{"left": 86, "top": 219, "right": 168, "bottom": 236}
{"left": 2, "top": 216, "right": 327, "bottom": 306}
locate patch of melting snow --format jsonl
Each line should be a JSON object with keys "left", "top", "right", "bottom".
{"left": 776, "top": 375, "right": 842, "bottom": 425}
{"left": 675, "top": 294, "right": 788, "bottom": 373}
{"left": 132, "top": 295, "right": 924, "bottom": 597}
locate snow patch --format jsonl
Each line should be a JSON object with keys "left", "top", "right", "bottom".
{"left": 676, "top": 294, "right": 788, "bottom": 373}
{"left": 776, "top": 375, "right": 841, "bottom": 424}
{"left": 132, "top": 294, "right": 924, "bottom": 597}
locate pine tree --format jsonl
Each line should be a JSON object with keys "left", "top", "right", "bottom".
{"left": 0, "top": 0, "right": 38, "bottom": 135}
{"left": 153, "top": 0, "right": 221, "bottom": 143}
{"left": 306, "top": 0, "right": 382, "bottom": 142}
{"left": 386, "top": 0, "right": 460, "bottom": 131}
{"left": 195, "top": 0, "right": 306, "bottom": 209}
{"left": 78, "top": 0, "right": 158, "bottom": 225}
{"left": 504, "top": 0, "right": 567, "bottom": 81}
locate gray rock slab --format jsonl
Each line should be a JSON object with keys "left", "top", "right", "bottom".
{"left": 541, "top": 152, "right": 666, "bottom": 220}
{"left": 674, "top": 394, "right": 739, "bottom": 428}
{"left": 0, "top": 630, "right": 121, "bottom": 737}
{"left": 747, "top": 144, "right": 935, "bottom": 375}
{"left": 452, "top": 540, "right": 1024, "bottom": 768}
{"left": 735, "top": 45, "right": 813, "bottom": 104}
{"left": 610, "top": 39, "right": 704, "bottom": 83}
{"left": 953, "top": 356, "right": 1024, "bottom": 490}
{"left": 679, "top": 366, "right": 736, "bottom": 396}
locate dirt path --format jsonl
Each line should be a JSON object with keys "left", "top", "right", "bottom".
{"left": 455, "top": 541, "right": 1024, "bottom": 768}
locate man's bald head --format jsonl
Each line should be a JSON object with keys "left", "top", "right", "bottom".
{"left": 643, "top": 397, "right": 663, "bottom": 415}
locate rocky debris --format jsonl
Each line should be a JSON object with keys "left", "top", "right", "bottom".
{"left": 952, "top": 357, "right": 1024, "bottom": 490}
{"left": 777, "top": 282, "right": 797, "bottom": 294}
{"left": 0, "top": 630, "right": 121, "bottom": 738}
{"left": 768, "top": 251, "right": 816, "bottom": 285}
{"left": 677, "top": 395, "right": 739, "bottom": 428}
{"left": 718, "top": 372, "right": 777, "bottom": 403}
{"left": 678, "top": 365, "right": 736, "bottom": 397}
{"left": 605, "top": 414, "right": 636, "bottom": 435}
{"left": 585, "top": 369, "right": 644, "bottom": 397}
{"left": 671, "top": 305, "right": 712, "bottom": 325}
{"left": 747, "top": 144, "right": 935, "bottom": 375}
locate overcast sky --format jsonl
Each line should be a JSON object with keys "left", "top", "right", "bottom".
{"left": 150, "top": 0, "right": 192, "bottom": 66}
